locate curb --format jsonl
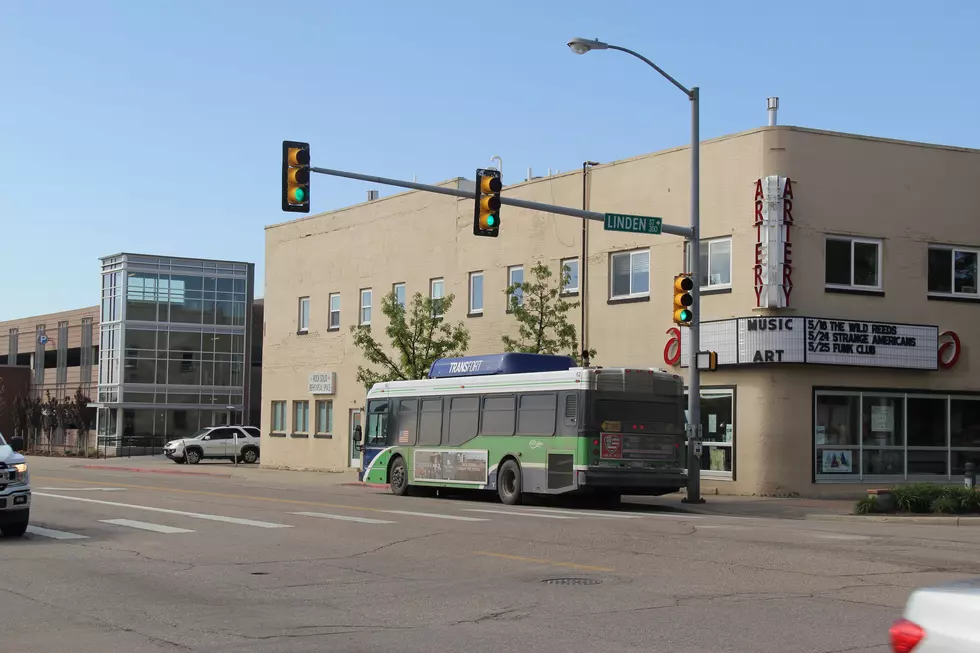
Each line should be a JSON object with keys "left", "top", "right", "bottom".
{"left": 340, "top": 482, "right": 390, "bottom": 490}
{"left": 804, "top": 513, "right": 980, "bottom": 527}
{"left": 71, "top": 464, "right": 233, "bottom": 479}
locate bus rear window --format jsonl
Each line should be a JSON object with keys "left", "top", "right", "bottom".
{"left": 593, "top": 399, "right": 679, "bottom": 426}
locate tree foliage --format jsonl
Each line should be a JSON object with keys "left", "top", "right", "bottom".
{"left": 502, "top": 261, "right": 596, "bottom": 365}
{"left": 350, "top": 290, "right": 470, "bottom": 389}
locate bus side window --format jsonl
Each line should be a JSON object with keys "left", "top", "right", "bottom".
{"left": 481, "top": 395, "right": 516, "bottom": 436}
{"left": 447, "top": 396, "right": 479, "bottom": 446}
{"left": 394, "top": 399, "right": 418, "bottom": 446}
{"left": 419, "top": 398, "right": 442, "bottom": 446}
{"left": 518, "top": 393, "right": 557, "bottom": 437}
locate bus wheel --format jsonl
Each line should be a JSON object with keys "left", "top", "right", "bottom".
{"left": 389, "top": 457, "right": 409, "bottom": 496}
{"left": 497, "top": 460, "right": 523, "bottom": 505}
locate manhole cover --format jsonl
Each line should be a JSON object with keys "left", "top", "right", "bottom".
{"left": 541, "top": 578, "right": 601, "bottom": 586}
{"left": 251, "top": 572, "right": 269, "bottom": 576}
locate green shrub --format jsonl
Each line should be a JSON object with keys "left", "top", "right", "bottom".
{"left": 931, "top": 496, "right": 958, "bottom": 514}
{"left": 892, "top": 483, "right": 945, "bottom": 513}
{"left": 943, "top": 486, "right": 980, "bottom": 514}
{"left": 854, "top": 495, "right": 877, "bottom": 515}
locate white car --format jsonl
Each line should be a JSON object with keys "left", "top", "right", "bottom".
{"left": 0, "top": 431, "right": 30, "bottom": 538}
{"left": 891, "top": 577, "right": 980, "bottom": 651}
{"left": 163, "top": 426, "right": 261, "bottom": 465}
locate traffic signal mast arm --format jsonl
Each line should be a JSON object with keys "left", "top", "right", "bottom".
{"left": 308, "top": 165, "right": 694, "bottom": 239}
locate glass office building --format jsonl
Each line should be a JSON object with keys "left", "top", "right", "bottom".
{"left": 96, "top": 253, "right": 256, "bottom": 454}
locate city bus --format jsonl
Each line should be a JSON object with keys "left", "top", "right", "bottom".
{"left": 355, "top": 353, "right": 688, "bottom": 505}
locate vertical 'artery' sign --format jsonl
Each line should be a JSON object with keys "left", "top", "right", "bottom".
{"left": 754, "top": 176, "right": 794, "bottom": 308}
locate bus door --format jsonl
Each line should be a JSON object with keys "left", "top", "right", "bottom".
{"left": 358, "top": 400, "right": 390, "bottom": 481}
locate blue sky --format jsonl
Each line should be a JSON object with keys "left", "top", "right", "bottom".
{"left": 2, "top": 0, "right": 978, "bottom": 320}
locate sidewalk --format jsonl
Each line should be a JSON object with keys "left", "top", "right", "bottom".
{"left": 30, "top": 454, "right": 362, "bottom": 489}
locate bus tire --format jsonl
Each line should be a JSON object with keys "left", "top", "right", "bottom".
{"left": 497, "top": 459, "right": 523, "bottom": 505}
{"left": 389, "top": 456, "right": 409, "bottom": 496}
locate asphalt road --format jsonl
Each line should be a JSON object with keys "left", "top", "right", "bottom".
{"left": 2, "top": 459, "right": 979, "bottom": 653}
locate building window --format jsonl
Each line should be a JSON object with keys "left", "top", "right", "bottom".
{"left": 430, "top": 278, "right": 445, "bottom": 318}
{"left": 315, "top": 400, "right": 333, "bottom": 434}
{"left": 685, "top": 237, "right": 732, "bottom": 289}
{"left": 293, "top": 400, "right": 309, "bottom": 434}
{"left": 815, "top": 390, "right": 980, "bottom": 481}
{"left": 609, "top": 249, "right": 650, "bottom": 299}
{"left": 359, "top": 289, "right": 372, "bottom": 325}
{"left": 825, "top": 236, "right": 882, "bottom": 290}
{"left": 683, "top": 388, "right": 735, "bottom": 477}
{"left": 392, "top": 283, "right": 406, "bottom": 308}
{"left": 469, "top": 272, "right": 484, "bottom": 314}
{"left": 561, "top": 258, "right": 579, "bottom": 294}
{"left": 271, "top": 401, "right": 286, "bottom": 432}
{"left": 298, "top": 297, "right": 310, "bottom": 332}
{"left": 328, "top": 293, "right": 340, "bottom": 329}
{"left": 507, "top": 265, "right": 524, "bottom": 308}
{"left": 928, "top": 245, "right": 978, "bottom": 298}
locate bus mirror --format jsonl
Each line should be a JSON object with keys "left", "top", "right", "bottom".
{"left": 353, "top": 425, "right": 362, "bottom": 443}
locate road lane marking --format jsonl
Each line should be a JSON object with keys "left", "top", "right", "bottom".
{"left": 26, "top": 526, "right": 89, "bottom": 540}
{"left": 514, "top": 507, "right": 642, "bottom": 519}
{"left": 34, "top": 493, "right": 292, "bottom": 529}
{"left": 99, "top": 519, "right": 195, "bottom": 534}
{"left": 473, "top": 551, "right": 613, "bottom": 572}
{"left": 292, "top": 511, "right": 396, "bottom": 524}
{"left": 382, "top": 510, "right": 488, "bottom": 522}
{"left": 37, "top": 487, "right": 125, "bottom": 492}
{"left": 463, "top": 509, "right": 578, "bottom": 520}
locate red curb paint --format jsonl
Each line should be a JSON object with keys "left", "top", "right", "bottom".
{"left": 73, "top": 465, "right": 232, "bottom": 478}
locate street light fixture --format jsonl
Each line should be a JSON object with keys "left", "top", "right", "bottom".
{"left": 567, "top": 36, "right": 704, "bottom": 505}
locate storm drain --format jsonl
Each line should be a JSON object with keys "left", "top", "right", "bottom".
{"left": 541, "top": 578, "right": 601, "bottom": 586}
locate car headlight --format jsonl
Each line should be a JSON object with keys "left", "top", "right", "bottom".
{"left": 12, "top": 463, "right": 27, "bottom": 484}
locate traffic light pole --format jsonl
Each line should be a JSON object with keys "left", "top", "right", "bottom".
{"left": 684, "top": 87, "right": 704, "bottom": 505}
{"left": 308, "top": 166, "right": 694, "bottom": 239}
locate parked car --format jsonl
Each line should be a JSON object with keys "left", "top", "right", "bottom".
{"left": 163, "top": 426, "right": 260, "bottom": 465}
{"left": 890, "top": 577, "right": 980, "bottom": 651}
{"left": 0, "top": 431, "right": 31, "bottom": 537}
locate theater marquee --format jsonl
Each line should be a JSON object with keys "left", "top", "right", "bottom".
{"left": 676, "top": 317, "right": 939, "bottom": 371}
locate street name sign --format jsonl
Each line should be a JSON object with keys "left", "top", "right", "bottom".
{"left": 603, "top": 213, "right": 663, "bottom": 235}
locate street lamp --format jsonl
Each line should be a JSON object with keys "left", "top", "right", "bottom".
{"left": 567, "top": 37, "right": 704, "bottom": 504}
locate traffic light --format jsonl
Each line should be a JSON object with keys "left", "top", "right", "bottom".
{"left": 473, "top": 168, "right": 502, "bottom": 237}
{"left": 673, "top": 274, "right": 694, "bottom": 325}
{"left": 282, "top": 140, "right": 311, "bottom": 213}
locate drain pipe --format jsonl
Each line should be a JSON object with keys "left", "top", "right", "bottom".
{"left": 581, "top": 161, "right": 600, "bottom": 366}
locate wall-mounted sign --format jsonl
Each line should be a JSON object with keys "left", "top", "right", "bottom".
{"left": 938, "top": 330, "right": 961, "bottom": 369}
{"left": 677, "top": 316, "right": 939, "bottom": 371}
{"left": 754, "top": 176, "right": 794, "bottom": 308}
{"left": 308, "top": 372, "right": 336, "bottom": 395}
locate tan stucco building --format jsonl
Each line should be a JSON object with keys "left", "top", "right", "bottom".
{"left": 262, "top": 125, "right": 980, "bottom": 497}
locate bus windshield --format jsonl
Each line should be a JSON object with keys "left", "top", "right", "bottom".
{"left": 592, "top": 398, "right": 681, "bottom": 428}
{"left": 365, "top": 401, "right": 388, "bottom": 447}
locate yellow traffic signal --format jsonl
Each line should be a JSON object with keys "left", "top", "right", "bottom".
{"left": 473, "top": 168, "right": 502, "bottom": 237}
{"left": 673, "top": 274, "right": 694, "bottom": 325}
{"left": 282, "top": 140, "right": 310, "bottom": 213}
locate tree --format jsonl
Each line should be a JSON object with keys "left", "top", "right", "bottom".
{"left": 67, "top": 387, "right": 93, "bottom": 457}
{"left": 41, "top": 391, "right": 60, "bottom": 450}
{"left": 0, "top": 379, "right": 6, "bottom": 432}
{"left": 502, "top": 261, "right": 596, "bottom": 365}
{"left": 350, "top": 290, "right": 470, "bottom": 389}
{"left": 12, "top": 394, "right": 25, "bottom": 439}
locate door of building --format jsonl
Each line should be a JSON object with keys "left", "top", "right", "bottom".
{"left": 349, "top": 409, "right": 362, "bottom": 468}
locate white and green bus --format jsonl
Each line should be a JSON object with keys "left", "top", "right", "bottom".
{"left": 356, "top": 353, "right": 688, "bottom": 505}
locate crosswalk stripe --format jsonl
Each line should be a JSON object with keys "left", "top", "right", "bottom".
{"left": 292, "top": 511, "right": 396, "bottom": 524}
{"left": 462, "top": 509, "right": 578, "bottom": 520}
{"left": 26, "top": 525, "right": 89, "bottom": 540}
{"left": 381, "top": 510, "right": 489, "bottom": 522}
{"left": 34, "top": 492, "right": 292, "bottom": 529}
{"left": 100, "top": 519, "right": 195, "bottom": 534}
{"left": 515, "top": 507, "right": 643, "bottom": 519}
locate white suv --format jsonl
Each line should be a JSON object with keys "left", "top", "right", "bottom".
{"left": 0, "top": 431, "right": 30, "bottom": 537}
{"left": 163, "top": 426, "right": 260, "bottom": 465}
